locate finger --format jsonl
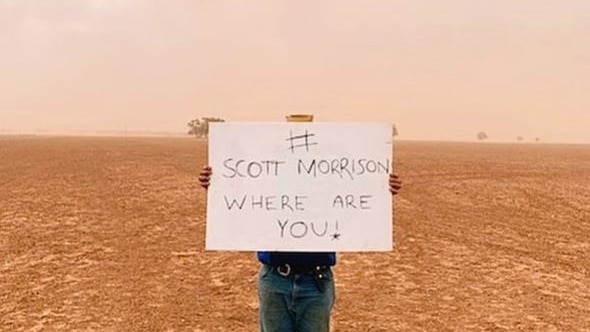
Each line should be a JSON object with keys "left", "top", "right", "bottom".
{"left": 390, "top": 180, "right": 402, "bottom": 187}
{"left": 389, "top": 172, "right": 401, "bottom": 191}
{"left": 389, "top": 177, "right": 402, "bottom": 184}
{"left": 390, "top": 181, "right": 401, "bottom": 190}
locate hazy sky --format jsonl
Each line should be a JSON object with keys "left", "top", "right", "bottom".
{"left": 1, "top": 0, "right": 589, "bottom": 142}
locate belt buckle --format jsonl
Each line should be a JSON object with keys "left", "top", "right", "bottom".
{"left": 277, "top": 264, "right": 291, "bottom": 277}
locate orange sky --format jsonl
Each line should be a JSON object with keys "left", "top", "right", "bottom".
{"left": 1, "top": 0, "right": 589, "bottom": 142}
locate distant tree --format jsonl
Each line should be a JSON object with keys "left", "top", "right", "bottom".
{"left": 187, "top": 117, "right": 225, "bottom": 137}
{"left": 392, "top": 124, "right": 399, "bottom": 137}
{"left": 477, "top": 131, "right": 488, "bottom": 141}
{"left": 517, "top": 136, "right": 524, "bottom": 142}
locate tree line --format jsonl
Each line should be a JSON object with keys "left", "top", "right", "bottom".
{"left": 187, "top": 117, "right": 225, "bottom": 138}
{"left": 188, "top": 117, "right": 399, "bottom": 138}
{"left": 477, "top": 131, "right": 541, "bottom": 142}
{"left": 188, "top": 118, "right": 539, "bottom": 142}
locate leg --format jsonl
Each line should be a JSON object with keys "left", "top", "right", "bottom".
{"left": 258, "top": 264, "right": 295, "bottom": 332}
{"left": 294, "top": 268, "right": 335, "bottom": 332}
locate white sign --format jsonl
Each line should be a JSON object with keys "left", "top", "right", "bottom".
{"left": 206, "top": 122, "right": 393, "bottom": 252}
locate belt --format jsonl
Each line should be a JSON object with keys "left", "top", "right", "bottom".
{"left": 273, "top": 263, "right": 328, "bottom": 277}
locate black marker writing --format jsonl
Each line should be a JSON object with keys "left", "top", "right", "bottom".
{"left": 331, "top": 221, "right": 341, "bottom": 241}
{"left": 332, "top": 194, "right": 372, "bottom": 210}
{"left": 277, "top": 219, "right": 339, "bottom": 240}
{"left": 297, "top": 158, "right": 389, "bottom": 180}
{"left": 286, "top": 130, "right": 318, "bottom": 153}
{"left": 222, "top": 158, "right": 286, "bottom": 178}
{"left": 224, "top": 195, "right": 307, "bottom": 211}
{"left": 224, "top": 195, "right": 247, "bottom": 210}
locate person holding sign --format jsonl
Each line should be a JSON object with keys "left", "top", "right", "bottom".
{"left": 198, "top": 114, "right": 402, "bottom": 332}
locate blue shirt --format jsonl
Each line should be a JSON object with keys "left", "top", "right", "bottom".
{"left": 257, "top": 251, "right": 336, "bottom": 266}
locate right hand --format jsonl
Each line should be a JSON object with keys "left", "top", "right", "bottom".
{"left": 199, "top": 166, "right": 212, "bottom": 189}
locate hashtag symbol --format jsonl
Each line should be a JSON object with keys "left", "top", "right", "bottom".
{"left": 286, "top": 130, "right": 318, "bottom": 153}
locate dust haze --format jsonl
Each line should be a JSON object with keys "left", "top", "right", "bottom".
{"left": 1, "top": 0, "right": 589, "bottom": 143}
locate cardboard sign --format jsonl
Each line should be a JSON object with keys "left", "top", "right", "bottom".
{"left": 205, "top": 122, "right": 393, "bottom": 251}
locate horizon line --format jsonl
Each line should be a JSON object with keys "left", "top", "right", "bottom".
{"left": 1, "top": 131, "right": 588, "bottom": 146}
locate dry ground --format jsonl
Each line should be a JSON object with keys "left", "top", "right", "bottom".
{"left": 1, "top": 136, "right": 589, "bottom": 331}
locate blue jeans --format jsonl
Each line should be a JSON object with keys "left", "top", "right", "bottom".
{"left": 258, "top": 264, "right": 335, "bottom": 332}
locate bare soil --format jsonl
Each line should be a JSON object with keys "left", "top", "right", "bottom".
{"left": 1, "top": 137, "right": 589, "bottom": 331}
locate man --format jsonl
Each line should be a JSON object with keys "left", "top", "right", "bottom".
{"left": 198, "top": 115, "right": 402, "bottom": 332}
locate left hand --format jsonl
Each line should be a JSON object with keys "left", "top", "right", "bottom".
{"left": 199, "top": 165, "right": 212, "bottom": 189}
{"left": 389, "top": 173, "right": 402, "bottom": 195}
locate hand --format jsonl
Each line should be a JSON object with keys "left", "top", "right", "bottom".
{"left": 389, "top": 173, "right": 402, "bottom": 195}
{"left": 199, "top": 166, "right": 212, "bottom": 189}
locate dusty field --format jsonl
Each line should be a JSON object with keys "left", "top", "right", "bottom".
{"left": 1, "top": 136, "right": 589, "bottom": 332}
